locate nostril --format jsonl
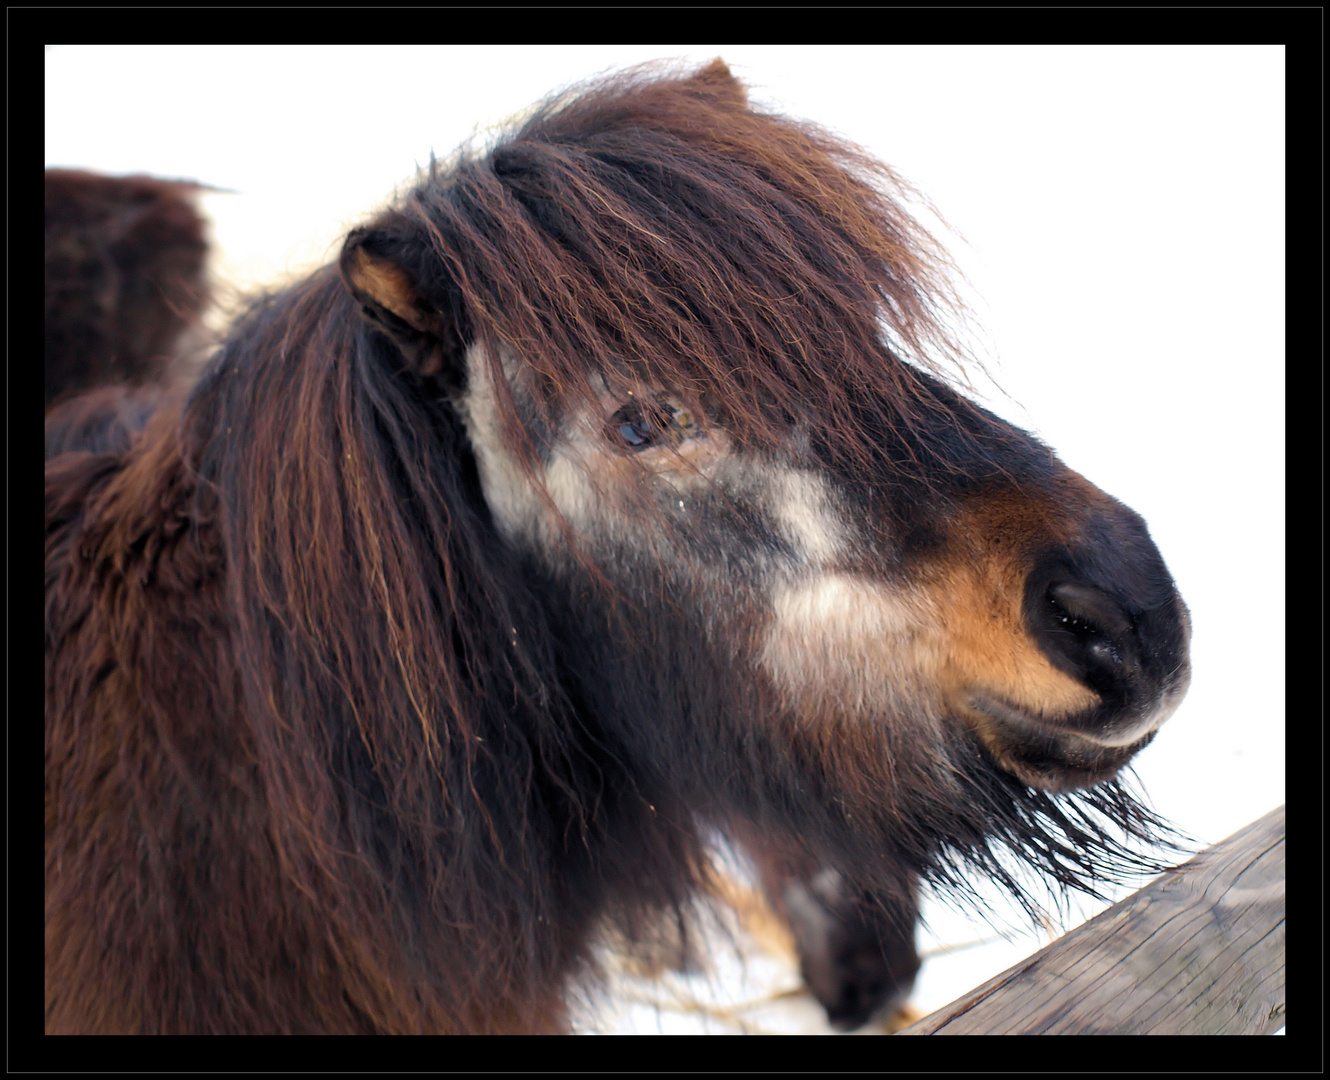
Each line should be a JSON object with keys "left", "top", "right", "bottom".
{"left": 1038, "top": 580, "right": 1140, "bottom": 698}
{"left": 1048, "top": 581, "right": 1133, "bottom": 640}
{"left": 1020, "top": 548, "right": 1189, "bottom": 748}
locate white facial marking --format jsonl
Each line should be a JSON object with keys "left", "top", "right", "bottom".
{"left": 767, "top": 469, "right": 847, "bottom": 566}
{"left": 760, "top": 573, "right": 933, "bottom": 717}
{"left": 454, "top": 345, "right": 629, "bottom": 546}
{"left": 454, "top": 344, "right": 544, "bottom": 541}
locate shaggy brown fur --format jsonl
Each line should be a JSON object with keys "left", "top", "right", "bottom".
{"left": 44, "top": 169, "right": 211, "bottom": 408}
{"left": 46, "top": 61, "right": 1188, "bottom": 1034}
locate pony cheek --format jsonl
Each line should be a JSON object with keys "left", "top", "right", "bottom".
{"left": 757, "top": 574, "right": 941, "bottom": 723}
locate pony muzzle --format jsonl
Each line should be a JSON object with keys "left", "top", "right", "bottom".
{"left": 965, "top": 565, "right": 1193, "bottom": 793}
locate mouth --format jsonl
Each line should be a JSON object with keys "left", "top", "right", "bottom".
{"left": 961, "top": 695, "right": 1157, "bottom": 794}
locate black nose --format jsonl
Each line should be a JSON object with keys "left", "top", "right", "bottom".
{"left": 1032, "top": 578, "right": 1142, "bottom": 703}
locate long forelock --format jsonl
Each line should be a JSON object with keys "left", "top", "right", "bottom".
{"left": 405, "top": 62, "right": 987, "bottom": 488}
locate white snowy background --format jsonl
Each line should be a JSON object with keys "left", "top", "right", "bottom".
{"left": 45, "top": 45, "right": 1285, "bottom": 1034}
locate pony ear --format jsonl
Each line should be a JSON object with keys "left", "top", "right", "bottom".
{"left": 339, "top": 221, "right": 465, "bottom": 380}
{"left": 690, "top": 58, "right": 747, "bottom": 106}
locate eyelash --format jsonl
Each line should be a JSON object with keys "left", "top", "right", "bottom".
{"left": 609, "top": 400, "right": 700, "bottom": 452}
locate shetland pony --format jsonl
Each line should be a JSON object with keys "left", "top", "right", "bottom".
{"left": 44, "top": 169, "right": 210, "bottom": 409}
{"left": 45, "top": 60, "right": 1191, "bottom": 1034}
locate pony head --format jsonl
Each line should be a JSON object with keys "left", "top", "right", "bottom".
{"left": 336, "top": 59, "right": 1191, "bottom": 901}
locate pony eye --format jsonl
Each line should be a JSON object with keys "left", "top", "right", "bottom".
{"left": 613, "top": 407, "right": 654, "bottom": 450}
{"left": 609, "top": 400, "right": 699, "bottom": 452}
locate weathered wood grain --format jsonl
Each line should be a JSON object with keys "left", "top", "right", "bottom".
{"left": 898, "top": 804, "right": 1286, "bottom": 1035}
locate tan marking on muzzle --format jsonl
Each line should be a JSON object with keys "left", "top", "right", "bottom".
{"left": 760, "top": 560, "right": 1097, "bottom": 727}
{"left": 927, "top": 556, "right": 1099, "bottom": 718}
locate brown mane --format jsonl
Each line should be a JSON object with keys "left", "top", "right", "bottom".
{"left": 346, "top": 60, "right": 987, "bottom": 481}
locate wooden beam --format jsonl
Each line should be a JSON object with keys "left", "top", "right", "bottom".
{"left": 898, "top": 804, "right": 1286, "bottom": 1035}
